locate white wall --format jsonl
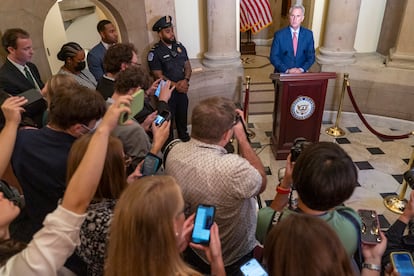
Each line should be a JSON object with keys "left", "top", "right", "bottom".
{"left": 354, "top": 0, "right": 386, "bottom": 53}
{"left": 65, "top": 12, "right": 101, "bottom": 50}
{"left": 311, "top": 0, "right": 325, "bottom": 49}
{"left": 43, "top": 2, "right": 68, "bottom": 74}
{"left": 174, "top": 0, "right": 204, "bottom": 58}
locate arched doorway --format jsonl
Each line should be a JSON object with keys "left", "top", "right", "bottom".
{"left": 43, "top": 0, "right": 122, "bottom": 74}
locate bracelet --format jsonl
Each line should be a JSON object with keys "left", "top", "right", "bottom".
{"left": 276, "top": 184, "right": 291, "bottom": 195}
{"left": 362, "top": 263, "right": 381, "bottom": 272}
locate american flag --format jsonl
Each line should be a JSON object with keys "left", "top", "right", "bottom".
{"left": 240, "top": 0, "right": 272, "bottom": 34}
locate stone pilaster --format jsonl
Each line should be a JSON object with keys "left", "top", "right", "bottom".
{"left": 386, "top": 1, "right": 414, "bottom": 69}
{"left": 203, "top": 0, "right": 241, "bottom": 68}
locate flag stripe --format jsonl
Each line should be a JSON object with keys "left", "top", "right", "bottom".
{"left": 240, "top": 0, "right": 272, "bottom": 34}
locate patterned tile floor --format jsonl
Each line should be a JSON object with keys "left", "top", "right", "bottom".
{"left": 247, "top": 112, "right": 414, "bottom": 229}
{"left": 242, "top": 46, "right": 414, "bottom": 228}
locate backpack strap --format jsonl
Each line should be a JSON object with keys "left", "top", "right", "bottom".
{"left": 337, "top": 208, "right": 363, "bottom": 271}
{"left": 162, "top": 139, "right": 182, "bottom": 168}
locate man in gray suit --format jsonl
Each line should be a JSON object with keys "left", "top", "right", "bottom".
{"left": 87, "top": 20, "right": 119, "bottom": 81}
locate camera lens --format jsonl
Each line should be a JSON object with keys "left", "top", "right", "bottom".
{"left": 404, "top": 169, "right": 414, "bottom": 189}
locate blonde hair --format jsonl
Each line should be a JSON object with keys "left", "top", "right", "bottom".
{"left": 44, "top": 74, "right": 78, "bottom": 105}
{"left": 105, "top": 176, "right": 200, "bottom": 276}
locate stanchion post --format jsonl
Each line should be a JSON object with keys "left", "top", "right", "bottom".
{"left": 326, "top": 73, "right": 348, "bottom": 137}
{"left": 244, "top": 76, "right": 256, "bottom": 140}
{"left": 384, "top": 147, "right": 414, "bottom": 214}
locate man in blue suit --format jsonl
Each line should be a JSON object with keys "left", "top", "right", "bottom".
{"left": 87, "top": 20, "right": 118, "bottom": 81}
{"left": 270, "top": 4, "right": 315, "bottom": 74}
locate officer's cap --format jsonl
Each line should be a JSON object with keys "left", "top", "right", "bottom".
{"left": 152, "top": 16, "right": 173, "bottom": 32}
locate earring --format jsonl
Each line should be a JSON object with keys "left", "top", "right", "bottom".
{"left": 175, "top": 232, "right": 179, "bottom": 237}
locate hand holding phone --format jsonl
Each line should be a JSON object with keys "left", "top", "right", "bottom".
{"left": 140, "top": 153, "right": 162, "bottom": 176}
{"left": 358, "top": 209, "right": 382, "bottom": 244}
{"left": 119, "top": 89, "right": 144, "bottom": 125}
{"left": 154, "top": 80, "right": 166, "bottom": 97}
{"left": 391, "top": 252, "right": 414, "bottom": 276}
{"left": 191, "top": 204, "right": 215, "bottom": 245}
{"left": 154, "top": 110, "right": 171, "bottom": 127}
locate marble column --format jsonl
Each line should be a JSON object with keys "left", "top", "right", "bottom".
{"left": 386, "top": 1, "right": 414, "bottom": 69}
{"left": 376, "top": 0, "right": 406, "bottom": 56}
{"left": 316, "top": 0, "right": 361, "bottom": 65}
{"left": 203, "top": 0, "right": 241, "bottom": 68}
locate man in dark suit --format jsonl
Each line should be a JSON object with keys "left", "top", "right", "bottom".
{"left": 0, "top": 28, "right": 46, "bottom": 128}
{"left": 87, "top": 20, "right": 119, "bottom": 82}
{"left": 270, "top": 4, "right": 315, "bottom": 74}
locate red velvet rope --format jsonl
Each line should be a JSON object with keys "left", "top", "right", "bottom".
{"left": 346, "top": 84, "right": 411, "bottom": 140}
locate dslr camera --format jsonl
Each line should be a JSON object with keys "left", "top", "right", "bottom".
{"left": 404, "top": 168, "right": 414, "bottom": 189}
{"left": 290, "top": 137, "right": 312, "bottom": 162}
{"left": 0, "top": 180, "right": 25, "bottom": 209}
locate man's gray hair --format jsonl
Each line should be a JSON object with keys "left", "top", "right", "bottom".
{"left": 289, "top": 4, "right": 305, "bottom": 16}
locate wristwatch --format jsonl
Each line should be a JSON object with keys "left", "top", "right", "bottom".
{"left": 362, "top": 263, "right": 381, "bottom": 271}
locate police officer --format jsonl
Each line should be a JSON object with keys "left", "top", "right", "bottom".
{"left": 148, "top": 15, "right": 191, "bottom": 142}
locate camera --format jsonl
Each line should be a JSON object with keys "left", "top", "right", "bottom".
{"left": 404, "top": 169, "right": 414, "bottom": 189}
{"left": 290, "top": 137, "right": 311, "bottom": 162}
{"left": 0, "top": 180, "right": 25, "bottom": 209}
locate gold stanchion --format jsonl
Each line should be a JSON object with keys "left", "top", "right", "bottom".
{"left": 244, "top": 76, "right": 256, "bottom": 139}
{"left": 326, "top": 73, "right": 348, "bottom": 137}
{"left": 384, "top": 148, "right": 414, "bottom": 214}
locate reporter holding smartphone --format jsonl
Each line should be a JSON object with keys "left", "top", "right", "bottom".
{"left": 165, "top": 97, "right": 267, "bottom": 275}
{"left": 105, "top": 176, "right": 225, "bottom": 276}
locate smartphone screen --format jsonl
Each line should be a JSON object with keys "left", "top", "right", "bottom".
{"left": 141, "top": 154, "right": 161, "bottom": 176}
{"left": 154, "top": 80, "right": 166, "bottom": 97}
{"left": 240, "top": 258, "right": 268, "bottom": 276}
{"left": 191, "top": 204, "right": 215, "bottom": 244}
{"left": 154, "top": 110, "right": 171, "bottom": 126}
{"left": 391, "top": 252, "right": 414, "bottom": 276}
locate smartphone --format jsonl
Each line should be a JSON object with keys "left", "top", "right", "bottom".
{"left": 141, "top": 153, "right": 161, "bottom": 176}
{"left": 119, "top": 89, "right": 144, "bottom": 125}
{"left": 240, "top": 258, "right": 268, "bottom": 276}
{"left": 358, "top": 209, "right": 382, "bottom": 244}
{"left": 191, "top": 204, "right": 215, "bottom": 245}
{"left": 19, "top": 89, "right": 44, "bottom": 107}
{"left": 391, "top": 252, "right": 414, "bottom": 276}
{"left": 154, "top": 110, "right": 171, "bottom": 126}
{"left": 154, "top": 80, "right": 166, "bottom": 97}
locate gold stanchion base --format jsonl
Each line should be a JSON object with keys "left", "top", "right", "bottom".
{"left": 325, "top": 126, "right": 345, "bottom": 137}
{"left": 247, "top": 129, "right": 256, "bottom": 139}
{"left": 384, "top": 195, "right": 407, "bottom": 214}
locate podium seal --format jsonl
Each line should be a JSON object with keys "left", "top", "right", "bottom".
{"left": 290, "top": 96, "right": 315, "bottom": 120}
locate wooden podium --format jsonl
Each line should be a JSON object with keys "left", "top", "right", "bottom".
{"left": 270, "top": 72, "right": 337, "bottom": 159}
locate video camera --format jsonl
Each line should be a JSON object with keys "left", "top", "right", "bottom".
{"left": 290, "top": 137, "right": 312, "bottom": 162}
{"left": 404, "top": 169, "right": 414, "bottom": 189}
{"left": 0, "top": 180, "right": 25, "bottom": 209}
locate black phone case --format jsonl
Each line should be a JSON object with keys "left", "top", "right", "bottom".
{"left": 358, "top": 209, "right": 381, "bottom": 244}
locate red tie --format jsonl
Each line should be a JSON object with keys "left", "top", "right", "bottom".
{"left": 293, "top": 32, "right": 298, "bottom": 56}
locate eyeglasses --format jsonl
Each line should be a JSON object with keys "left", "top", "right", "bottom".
{"left": 81, "top": 119, "right": 101, "bottom": 133}
{"left": 123, "top": 154, "right": 132, "bottom": 167}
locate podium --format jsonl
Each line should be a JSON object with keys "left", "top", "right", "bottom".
{"left": 270, "top": 72, "right": 337, "bottom": 159}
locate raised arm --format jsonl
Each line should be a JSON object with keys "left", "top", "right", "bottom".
{"left": 233, "top": 110, "right": 267, "bottom": 193}
{"left": 61, "top": 95, "right": 131, "bottom": 214}
{"left": 0, "top": 96, "right": 27, "bottom": 177}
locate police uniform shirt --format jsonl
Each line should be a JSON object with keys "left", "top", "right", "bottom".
{"left": 147, "top": 41, "right": 189, "bottom": 82}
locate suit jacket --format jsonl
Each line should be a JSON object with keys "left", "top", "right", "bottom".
{"left": 270, "top": 26, "right": 315, "bottom": 73}
{"left": 87, "top": 42, "right": 106, "bottom": 82}
{"left": 0, "top": 59, "right": 44, "bottom": 95}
